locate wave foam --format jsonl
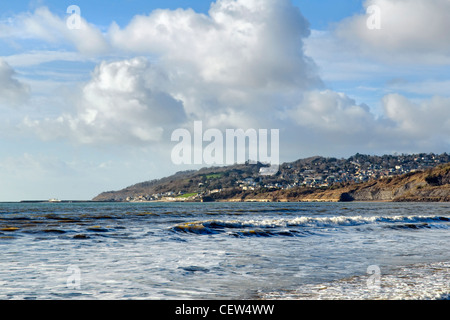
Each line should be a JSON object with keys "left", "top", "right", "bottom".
{"left": 261, "top": 261, "right": 450, "bottom": 300}
{"left": 170, "top": 215, "right": 450, "bottom": 236}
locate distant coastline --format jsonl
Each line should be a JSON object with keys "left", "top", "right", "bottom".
{"left": 18, "top": 200, "right": 104, "bottom": 204}
{"left": 13, "top": 154, "right": 448, "bottom": 204}
{"left": 92, "top": 154, "right": 450, "bottom": 204}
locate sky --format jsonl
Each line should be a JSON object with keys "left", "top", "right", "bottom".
{"left": 0, "top": 0, "right": 449, "bottom": 201}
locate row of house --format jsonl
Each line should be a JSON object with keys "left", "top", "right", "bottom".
{"left": 125, "top": 153, "right": 449, "bottom": 201}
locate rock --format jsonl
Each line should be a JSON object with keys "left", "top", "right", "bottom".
{"left": 339, "top": 193, "right": 354, "bottom": 202}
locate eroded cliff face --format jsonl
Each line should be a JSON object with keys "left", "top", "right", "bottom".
{"left": 260, "top": 163, "right": 450, "bottom": 202}
{"left": 315, "top": 164, "right": 450, "bottom": 202}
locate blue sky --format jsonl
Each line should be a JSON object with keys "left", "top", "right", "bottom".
{"left": 0, "top": 0, "right": 449, "bottom": 201}
{"left": 0, "top": 0, "right": 365, "bottom": 29}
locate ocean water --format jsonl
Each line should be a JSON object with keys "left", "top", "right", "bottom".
{"left": 0, "top": 201, "right": 449, "bottom": 300}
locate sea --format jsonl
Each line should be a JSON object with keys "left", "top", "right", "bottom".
{"left": 0, "top": 201, "right": 449, "bottom": 300}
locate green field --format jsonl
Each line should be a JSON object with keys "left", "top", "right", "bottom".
{"left": 205, "top": 173, "right": 224, "bottom": 179}
{"left": 176, "top": 192, "right": 198, "bottom": 198}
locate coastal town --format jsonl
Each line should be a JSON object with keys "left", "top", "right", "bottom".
{"left": 118, "top": 152, "right": 450, "bottom": 203}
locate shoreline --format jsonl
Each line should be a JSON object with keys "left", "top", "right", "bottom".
{"left": 103, "top": 198, "right": 445, "bottom": 204}
{"left": 7, "top": 198, "right": 448, "bottom": 204}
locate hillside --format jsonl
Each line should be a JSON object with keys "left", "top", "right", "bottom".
{"left": 93, "top": 163, "right": 266, "bottom": 202}
{"left": 92, "top": 153, "right": 450, "bottom": 202}
{"left": 212, "top": 163, "right": 450, "bottom": 203}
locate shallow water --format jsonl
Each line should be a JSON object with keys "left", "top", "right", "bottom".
{"left": 0, "top": 201, "right": 449, "bottom": 300}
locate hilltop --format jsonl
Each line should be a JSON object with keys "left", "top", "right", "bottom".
{"left": 92, "top": 153, "right": 450, "bottom": 202}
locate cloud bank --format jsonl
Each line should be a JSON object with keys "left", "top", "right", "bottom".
{"left": 3, "top": 0, "right": 449, "bottom": 159}
{"left": 335, "top": 0, "right": 450, "bottom": 64}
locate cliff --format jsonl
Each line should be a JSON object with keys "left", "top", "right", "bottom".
{"left": 93, "top": 158, "right": 450, "bottom": 203}
{"left": 284, "top": 163, "right": 449, "bottom": 202}
{"left": 206, "top": 163, "right": 450, "bottom": 202}
{"left": 342, "top": 163, "right": 450, "bottom": 202}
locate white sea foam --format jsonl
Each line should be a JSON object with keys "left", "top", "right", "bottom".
{"left": 261, "top": 261, "right": 450, "bottom": 300}
{"left": 174, "top": 215, "right": 450, "bottom": 232}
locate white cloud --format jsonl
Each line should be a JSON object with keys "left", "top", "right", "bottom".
{"left": 287, "top": 90, "right": 376, "bottom": 134}
{"left": 382, "top": 94, "right": 450, "bottom": 140}
{"left": 278, "top": 89, "right": 389, "bottom": 157}
{"left": 104, "top": 0, "right": 323, "bottom": 135}
{"left": 24, "top": 57, "right": 187, "bottom": 145}
{"left": 109, "top": 0, "right": 321, "bottom": 90}
{"left": 0, "top": 59, "right": 30, "bottom": 106}
{"left": 276, "top": 89, "right": 450, "bottom": 158}
{"left": 21, "top": 0, "right": 323, "bottom": 144}
{"left": 9, "top": 0, "right": 450, "bottom": 158}
{"left": 335, "top": 0, "right": 450, "bottom": 63}
{"left": 0, "top": 7, "right": 109, "bottom": 56}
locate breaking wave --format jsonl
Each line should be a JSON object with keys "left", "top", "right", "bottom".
{"left": 170, "top": 215, "right": 450, "bottom": 237}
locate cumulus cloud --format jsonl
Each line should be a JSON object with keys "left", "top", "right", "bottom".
{"left": 109, "top": 0, "right": 321, "bottom": 90}
{"left": 288, "top": 90, "right": 376, "bottom": 134}
{"left": 335, "top": 0, "right": 450, "bottom": 63}
{"left": 105, "top": 0, "right": 323, "bottom": 133}
{"left": 21, "top": 0, "right": 323, "bottom": 145}
{"left": 276, "top": 90, "right": 450, "bottom": 158}
{"left": 382, "top": 94, "right": 450, "bottom": 139}
{"left": 0, "top": 59, "right": 30, "bottom": 106}
{"left": 24, "top": 57, "right": 186, "bottom": 145}
{"left": 277, "top": 89, "right": 388, "bottom": 157}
